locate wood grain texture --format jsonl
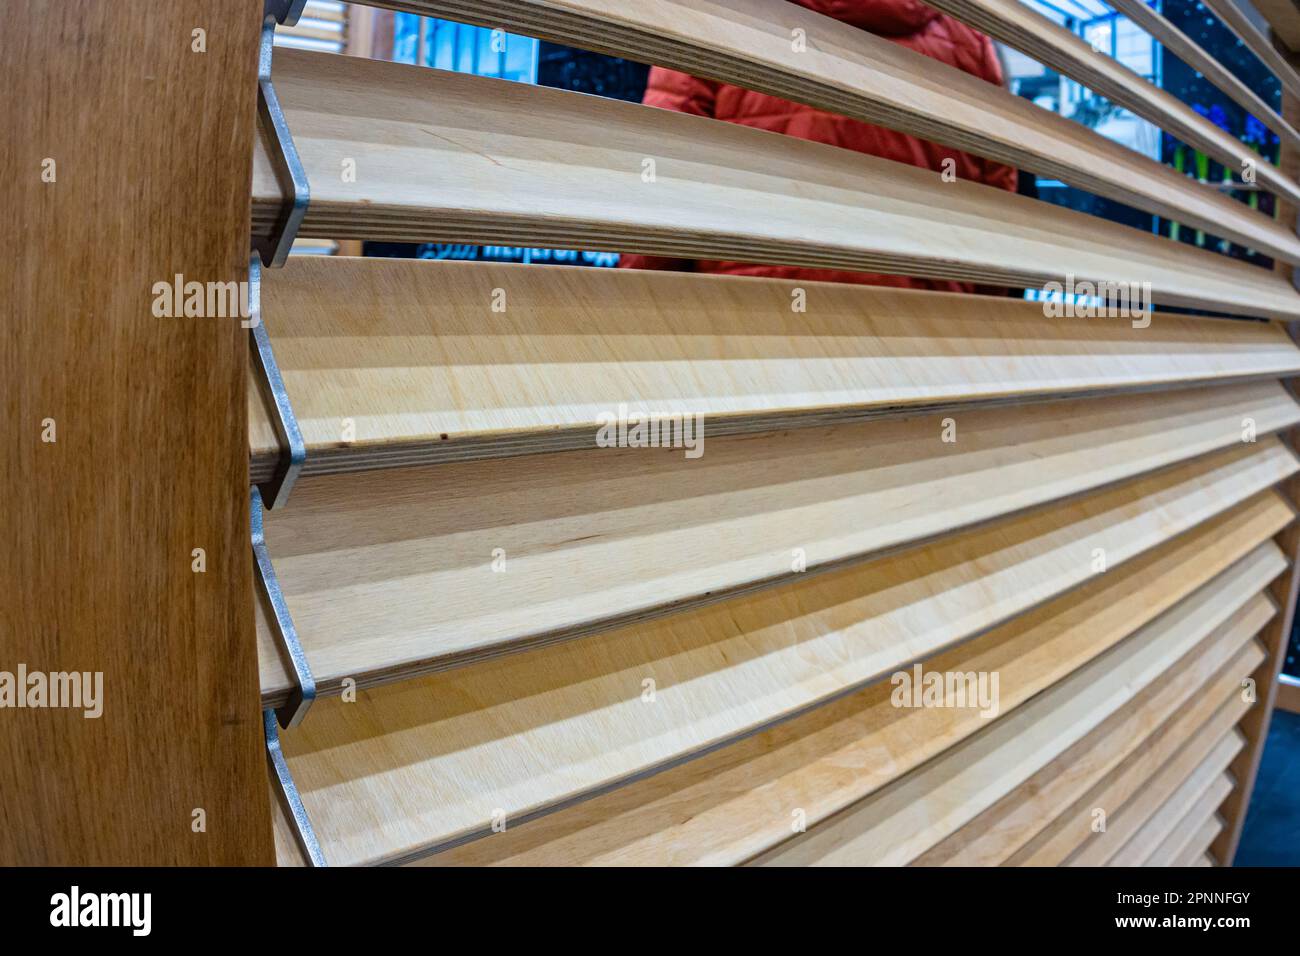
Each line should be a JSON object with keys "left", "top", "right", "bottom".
{"left": 282, "top": 485, "right": 1288, "bottom": 865}
{"left": 1146, "top": 775, "right": 1234, "bottom": 867}
{"left": 250, "top": 49, "right": 1300, "bottom": 319}
{"left": 270, "top": 784, "right": 307, "bottom": 868}
{"left": 916, "top": 639, "right": 1264, "bottom": 866}
{"left": 1254, "top": 0, "right": 1300, "bottom": 51}
{"left": 249, "top": 256, "right": 1300, "bottom": 477}
{"left": 362, "top": 0, "right": 1300, "bottom": 262}
{"left": 358, "top": 489, "right": 1289, "bottom": 868}
{"left": 1215, "top": 475, "right": 1300, "bottom": 861}
{"left": 747, "top": 560, "right": 1281, "bottom": 866}
{"left": 256, "top": 383, "right": 1300, "bottom": 705}
{"left": 1201, "top": 0, "right": 1300, "bottom": 98}
{"left": 1011, "top": 682, "right": 1255, "bottom": 868}
{"left": 414, "top": 503, "right": 1278, "bottom": 869}
{"left": 1103, "top": 738, "right": 1242, "bottom": 867}
{"left": 1058, "top": 720, "right": 1246, "bottom": 866}
{"left": 1172, "top": 816, "right": 1226, "bottom": 867}
{"left": 1105, "top": 0, "right": 1300, "bottom": 150}
{"left": 922, "top": 0, "right": 1300, "bottom": 208}
{"left": 0, "top": 0, "right": 272, "bottom": 864}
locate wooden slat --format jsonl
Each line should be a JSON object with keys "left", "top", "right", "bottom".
{"left": 415, "top": 507, "right": 1279, "bottom": 869}
{"left": 1148, "top": 776, "right": 1234, "bottom": 867}
{"left": 922, "top": 0, "right": 1300, "bottom": 208}
{"left": 363, "top": 0, "right": 1300, "bottom": 262}
{"left": 1173, "top": 816, "right": 1226, "bottom": 867}
{"left": 421, "top": 600, "right": 1263, "bottom": 868}
{"left": 1217, "top": 470, "right": 1300, "bottom": 860}
{"left": 256, "top": 385, "right": 1300, "bottom": 705}
{"left": 1201, "top": 0, "right": 1300, "bottom": 99}
{"left": 1106, "top": 0, "right": 1300, "bottom": 152}
{"left": 747, "top": 557, "right": 1281, "bottom": 866}
{"left": 1105, "top": 737, "right": 1243, "bottom": 867}
{"left": 249, "top": 257, "right": 1300, "bottom": 478}
{"left": 1017, "top": 669, "right": 1255, "bottom": 866}
{"left": 1254, "top": 0, "right": 1300, "bottom": 51}
{"left": 270, "top": 784, "right": 307, "bottom": 869}
{"left": 917, "top": 637, "right": 1264, "bottom": 866}
{"left": 251, "top": 49, "right": 1300, "bottom": 319}
{"left": 1063, "top": 726, "right": 1246, "bottom": 866}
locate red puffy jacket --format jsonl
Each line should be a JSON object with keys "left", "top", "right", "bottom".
{"left": 619, "top": 0, "right": 1017, "bottom": 292}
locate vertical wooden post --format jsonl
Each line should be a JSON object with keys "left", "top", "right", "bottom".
{"left": 1212, "top": 31, "right": 1300, "bottom": 865}
{"left": 0, "top": 0, "right": 272, "bottom": 864}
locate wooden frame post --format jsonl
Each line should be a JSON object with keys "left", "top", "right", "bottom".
{"left": 1, "top": 0, "right": 272, "bottom": 864}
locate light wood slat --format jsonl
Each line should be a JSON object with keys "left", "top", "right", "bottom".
{"left": 1201, "top": 0, "right": 1300, "bottom": 99}
{"left": 251, "top": 49, "right": 1300, "bottom": 320}
{"left": 1214, "top": 472, "right": 1300, "bottom": 863}
{"left": 747, "top": 556, "right": 1282, "bottom": 867}
{"left": 921, "top": 0, "right": 1300, "bottom": 208}
{"left": 1009, "top": 668, "right": 1260, "bottom": 866}
{"left": 1104, "top": 738, "right": 1242, "bottom": 867}
{"left": 413, "top": 499, "right": 1281, "bottom": 869}
{"left": 361, "top": 0, "right": 1300, "bottom": 263}
{"left": 249, "top": 257, "right": 1300, "bottom": 479}
{"left": 1106, "top": 0, "right": 1300, "bottom": 152}
{"left": 256, "top": 383, "right": 1300, "bottom": 705}
{"left": 1172, "top": 818, "right": 1224, "bottom": 867}
{"left": 413, "top": 639, "right": 1258, "bottom": 868}
{"left": 1149, "top": 781, "right": 1233, "bottom": 867}
{"left": 1064, "top": 724, "right": 1246, "bottom": 866}
{"left": 917, "top": 636, "right": 1264, "bottom": 866}
{"left": 270, "top": 784, "right": 307, "bottom": 869}
{"left": 1253, "top": 0, "right": 1300, "bottom": 51}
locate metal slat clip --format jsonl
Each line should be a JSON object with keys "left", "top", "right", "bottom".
{"left": 251, "top": 485, "right": 316, "bottom": 728}
{"left": 265, "top": 709, "right": 328, "bottom": 867}
{"left": 255, "top": 0, "right": 311, "bottom": 267}
{"left": 248, "top": 256, "right": 306, "bottom": 509}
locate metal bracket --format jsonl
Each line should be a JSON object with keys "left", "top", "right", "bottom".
{"left": 252, "top": 485, "right": 316, "bottom": 728}
{"left": 254, "top": 2, "right": 310, "bottom": 267}
{"left": 265, "top": 709, "right": 329, "bottom": 867}
{"left": 249, "top": 255, "right": 306, "bottom": 509}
